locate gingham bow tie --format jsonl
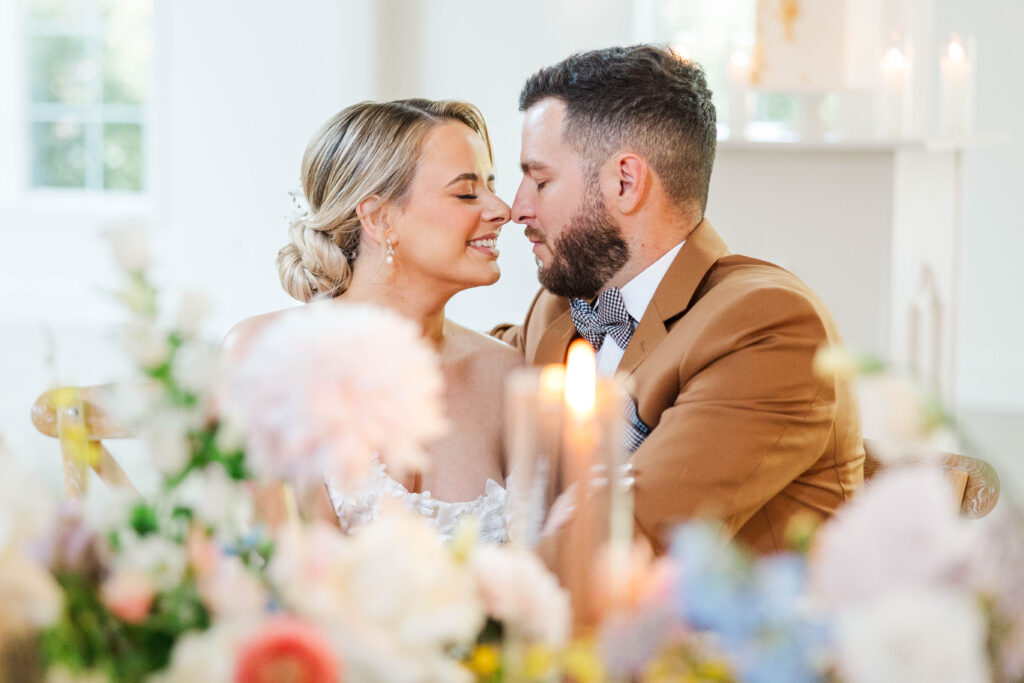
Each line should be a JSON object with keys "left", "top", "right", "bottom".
{"left": 569, "top": 287, "right": 635, "bottom": 352}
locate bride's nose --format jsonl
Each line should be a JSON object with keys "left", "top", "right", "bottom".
{"left": 483, "top": 194, "right": 512, "bottom": 226}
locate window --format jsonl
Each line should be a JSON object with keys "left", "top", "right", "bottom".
{"left": 26, "top": 0, "right": 151, "bottom": 193}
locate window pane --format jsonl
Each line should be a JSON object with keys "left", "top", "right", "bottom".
{"left": 29, "top": 0, "right": 86, "bottom": 24}
{"left": 32, "top": 120, "right": 87, "bottom": 188}
{"left": 30, "top": 35, "right": 95, "bottom": 104}
{"left": 103, "top": 123, "right": 143, "bottom": 191}
{"left": 102, "top": 1, "right": 151, "bottom": 105}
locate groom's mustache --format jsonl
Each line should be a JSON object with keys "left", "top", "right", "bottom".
{"left": 524, "top": 227, "right": 545, "bottom": 244}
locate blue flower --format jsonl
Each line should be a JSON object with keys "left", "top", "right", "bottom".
{"left": 670, "top": 523, "right": 828, "bottom": 683}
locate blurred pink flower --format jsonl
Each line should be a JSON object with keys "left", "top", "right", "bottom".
{"left": 221, "top": 302, "right": 448, "bottom": 494}
{"left": 101, "top": 569, "right": 155, "bottom": 624}
{"left": 234, "top": 616, "right": 340, "bottom": 683}
{"left": 810, "top": 466, "right": 975, "bottom": 609}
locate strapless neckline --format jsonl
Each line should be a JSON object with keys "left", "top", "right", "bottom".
{"left": 325, "top": 460, "right": 508, "bottom": 543}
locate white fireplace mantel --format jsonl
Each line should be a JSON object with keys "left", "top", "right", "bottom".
{"left": 707, "top": 135, "right": 1004, "bottom": 407}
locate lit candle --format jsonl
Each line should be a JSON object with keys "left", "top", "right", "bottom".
{"left": 879, "top": 45, "right": 912, "bottom": 138}
{"left": 563, "top": 340, "right": 601, "bottom": 630}
{"left": 939, "top": 34, "right": 975, "bottom": 137}
{"left": 504, "top": 364, "right": 565, "bottom": 546}
{"left": 726, "top": 49, "right": 752, "bottom": 139}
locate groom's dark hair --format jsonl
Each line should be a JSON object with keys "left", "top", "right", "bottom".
{"left": 519, "top": 44, "right": 717, "bottom": 213}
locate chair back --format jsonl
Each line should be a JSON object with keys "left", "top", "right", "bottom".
{"left": 31, "top": 385, "right": 138, "bottom": 499}
{"left": 862, "top": 438, "right": 999, "bottom": 518}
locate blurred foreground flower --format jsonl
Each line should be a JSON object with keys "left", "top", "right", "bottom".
{"left": 811, "top": 466, "right": 974, "bottom": 609}
{"left": 835, "top": 588, "right": 989, "bottom": 683}
{"left": 672, "top": 524, "right": 826, "bottom": 683}
{"left": 269, "top": 507, "right": 482, "bottom": 682}
{"left": 470, "top": 543, "right": 571, "bottom": 648}
{"left": 235, "top": 616, "right": 340, "bottom": 683}
{"left": 222, "top": 302, "right": 448, "bottom": 494}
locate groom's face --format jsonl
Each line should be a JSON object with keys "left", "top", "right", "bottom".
{"left": 512, "top": 99, "right": 628, "bottom": 299}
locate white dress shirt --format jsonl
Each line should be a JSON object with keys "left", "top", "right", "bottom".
{"left": 595, "top": 241, "right": 685, "bottom": 378}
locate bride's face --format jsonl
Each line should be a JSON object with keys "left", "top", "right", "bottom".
{"left": 386, "top": 122, "right": 510, "bottom": 292}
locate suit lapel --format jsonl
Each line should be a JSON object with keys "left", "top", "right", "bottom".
{"left": 532, "top": 308, "right": 577, "bottom": 365}
{"left": 617, "top": 219, "right": 730, "bottom": 378}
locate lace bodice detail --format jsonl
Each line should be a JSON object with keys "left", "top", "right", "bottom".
{"left": 326, "top": 461, "right": 508, "bottom": 543}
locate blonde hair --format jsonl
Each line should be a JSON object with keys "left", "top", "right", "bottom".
{"left": 277, "top": 99, "right": 494, "bottom": 302}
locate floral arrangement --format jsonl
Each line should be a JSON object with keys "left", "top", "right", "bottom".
{"left": 1, "top": 226, "right": 1022, "bottom": 682}
{"left": 1, "top": 227, "right": 571, "bottom": 682}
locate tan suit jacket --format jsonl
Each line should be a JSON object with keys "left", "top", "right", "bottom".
{"left": 493, "top": 219, "right": 864, "bottom": 556}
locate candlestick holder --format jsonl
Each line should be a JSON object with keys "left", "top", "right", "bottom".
{"left": 504, "top": 341, "right": 631, "bottom": 633}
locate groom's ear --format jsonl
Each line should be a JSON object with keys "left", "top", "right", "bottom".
{"left": 611, "top": 153, "right": 648, "bottom": 216}
{"left": 356, "top": 195, "right": 387, "bottom": 245}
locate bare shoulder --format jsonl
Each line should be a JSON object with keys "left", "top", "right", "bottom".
{"left": 445, "top": 321, "right": 524, "bottom": 374}
{"left": 220, "top": 309, "right": 291, "bottom": 361}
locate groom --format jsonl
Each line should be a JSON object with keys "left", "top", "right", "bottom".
{"left": 493, "top": 45, "right": 864, "bottom": 560}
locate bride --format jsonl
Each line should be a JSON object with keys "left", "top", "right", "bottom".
{"left": 223, "top": 99, "right": 521, "bottom": 541}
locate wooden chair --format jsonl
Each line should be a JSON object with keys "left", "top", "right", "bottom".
{"left": 31, "top": 385, "right": 324, "bottom": 528}
{"left": 862, "top": 437, "right": 1000, "bottom": 518}
{"left": 31, "top": 385, "right": 139, "bottom": 499}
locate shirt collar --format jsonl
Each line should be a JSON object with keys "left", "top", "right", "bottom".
{"left": 617, "top": 241, "right": 685, "bottom": 322}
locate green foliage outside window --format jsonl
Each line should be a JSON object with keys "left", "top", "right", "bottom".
{"left": 27, "top": 0, "right": 150, "bottom": 193}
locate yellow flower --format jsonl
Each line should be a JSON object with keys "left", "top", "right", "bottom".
{"left": 524, "top": 644, "right": 555, "bottom": 678}
{"left": 812, "top": 344, "right": 858, "bottom": 381}
{"left": 561, "top": 640, "right": 604, "bottom": 682}
{"left": 451, "top": 515, "right": 480, "bottom": 562}
{"left": 466, "top": 644, "right": 500, "bottom": 677}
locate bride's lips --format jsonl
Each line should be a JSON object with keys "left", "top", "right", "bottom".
{"left": 466, "top": 232, "right": 499, "bottom": 258}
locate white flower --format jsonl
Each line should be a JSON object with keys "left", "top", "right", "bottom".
{"left": 222, "top": 302, "right": 448, "bottom": 493}
{"left": 198, "top": 554, "right": 266, "bottom": 621}
{"left": 175, "top": 290, "right": 212, "bottom": 337}
{"left": 104, "top": 221, "right": 150, "bottom": 273}
{"left": 150, "top": 623, "right": 247, "bottom": 683}
{"left": 810, "top": 466, "right": 975, "bottom": 609}
{"left": 171, "top": 341, "right": 219, "bottom": 396}
{"left": 0, "top": 455, "right": 58, "bottom": 550}
{"left": 835, "top": 588, "right": 989, "bottom": 683}
{"left": 123, "top": 322, "right": 168, "bottom": 369}
{"left": 0, "top": 549, "right": 63, "bottom": 637}
{"left": 268, "top": 508, "right": 482, "bottom": 682}
{"left": 171, "top": 466, "right": 252, "bottom": 535}
{"left": 858, "top": 375, "right": 953, "bottom": 465}
{"left": 114, "top": 531, "right": 186, "bottom": 592}
{"left": 470, "top": 543, "right": 570, "bottom": 647}
{"left": 139, "top": 406, "right": 200, "bottom": 476}
{"left": 81, "top": 487, "right": 138, "bottom": 536}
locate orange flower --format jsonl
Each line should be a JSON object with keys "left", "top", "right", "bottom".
{"left": 234, "top": 616, "right": 340, "bottom": 683}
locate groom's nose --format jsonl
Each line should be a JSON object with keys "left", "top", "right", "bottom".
{"left": 511, "top": 179, "right": 534, "bottom": 226}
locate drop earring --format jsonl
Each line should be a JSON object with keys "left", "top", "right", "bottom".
{"left": 385, "top": 236, "right": 394, "bottom": 265}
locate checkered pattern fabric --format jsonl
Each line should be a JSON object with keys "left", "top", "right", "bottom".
{"left": 569, "top": 287, "right": 635, "bottom": 352}
{"left": 620, "top": 391, "right": 651, "bottom": 454}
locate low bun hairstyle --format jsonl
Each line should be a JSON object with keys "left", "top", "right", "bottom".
{"left": 277, "top": 99, "right": 493, "bottom": 302}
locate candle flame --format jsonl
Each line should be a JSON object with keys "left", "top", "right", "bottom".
{"left": 564, "top": 339, "right": 596, "bottom": 416}
{"left": 883, "top": 47, "right": 906, "bottom": 69}
{"left": 948, "top": 37, "right": 966, "bottom": 62}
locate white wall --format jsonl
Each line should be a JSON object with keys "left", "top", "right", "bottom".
{"left": 376, "top": 0, "right": 637, "bottom": 331}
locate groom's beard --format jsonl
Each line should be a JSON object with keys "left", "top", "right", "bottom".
{"left": 537, "top": 190, "right": 629, "bottom": 300}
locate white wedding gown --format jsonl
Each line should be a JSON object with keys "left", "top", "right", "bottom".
{"left": 325, "top": 460, "right": 508, "bottom": 543}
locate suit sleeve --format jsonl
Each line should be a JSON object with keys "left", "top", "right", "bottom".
{"left": 488, "top": 288, "right": 545, "bottom": 353}
{"left": 630, "top": 285, "right": 838, "bottom": 552}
